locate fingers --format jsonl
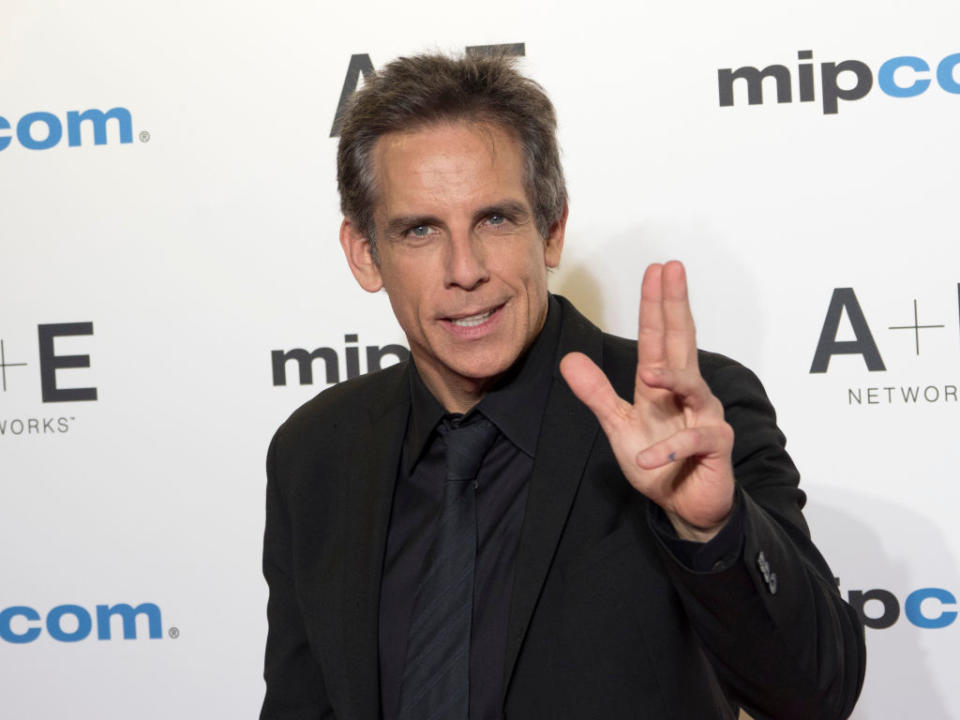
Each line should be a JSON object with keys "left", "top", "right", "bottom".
{"left": 637, "top": 261, "right": 698, "bottom": 377}
{"left": 560, "top": 351, "right": 630, "bottom": 434}
{"left": 635, "top": 423, "right": 734, "bottom": 470}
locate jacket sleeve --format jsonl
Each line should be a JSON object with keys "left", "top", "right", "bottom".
{"left": 261, "top": 432, "right": 336, "bottom": 720}
{"left": 651, "top": 356, "right": 866, "bottom": 720}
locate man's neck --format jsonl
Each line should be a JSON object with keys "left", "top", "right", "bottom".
{"left": 415, "top": 367, "right": 495, "bottom": 415}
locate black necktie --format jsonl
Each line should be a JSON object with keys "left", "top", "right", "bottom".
{"left": 397, "top": 414, "right": 499, "bottom": 720}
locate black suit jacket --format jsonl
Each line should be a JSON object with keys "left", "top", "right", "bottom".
{"left": 261, "top": 296, "right": 865, "bottom": 720}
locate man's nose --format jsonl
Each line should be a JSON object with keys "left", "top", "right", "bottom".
{"left": 444, "top": 231, "right": 489, "bottom": 290}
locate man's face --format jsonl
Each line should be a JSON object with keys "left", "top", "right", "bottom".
{"left": 342, "top": 121, "right": 565, "bottom": 407}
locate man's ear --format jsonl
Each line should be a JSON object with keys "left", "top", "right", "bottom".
{"left": 340, "top": 218, "right": 383, "bottom": 292}
{"left": 544, "top": 202, "right": 568, "bottom": 269}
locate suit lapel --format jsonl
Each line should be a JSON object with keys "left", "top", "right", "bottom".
{"left": 502, "top": 298, "right": 604, "bottom": 698}
{"left": 337, "top": 367, "right": 410, "bottom": 720}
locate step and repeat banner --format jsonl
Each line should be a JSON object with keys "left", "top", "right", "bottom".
{"left": 2, "top": 0, "right": 958, "bottom": 717}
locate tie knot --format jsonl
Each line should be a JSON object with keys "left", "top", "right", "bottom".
{"left": 438, "top": 415, "right": 498, "bottom": 482}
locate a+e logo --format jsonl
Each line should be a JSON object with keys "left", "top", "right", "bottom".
{"left": 0, "top": 323, "right": 98, "bottom": 402}
{"left": 810, "top": 288, "right": 953, "bottom": 373}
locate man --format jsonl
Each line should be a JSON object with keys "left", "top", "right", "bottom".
{"left": 261, "top": 54, "right": 865, "bottom": 719}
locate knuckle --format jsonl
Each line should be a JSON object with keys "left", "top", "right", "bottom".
{"left": 718, "top": 422, "right": 735, "bottom": 447}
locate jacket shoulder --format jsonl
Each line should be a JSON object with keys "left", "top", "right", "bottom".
{"left": 274, "top": 360, "right": 408, "bottom": 447}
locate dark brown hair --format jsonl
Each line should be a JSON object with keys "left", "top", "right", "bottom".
{"left": 336, "top": 53, "right": 567, "bottom": 259}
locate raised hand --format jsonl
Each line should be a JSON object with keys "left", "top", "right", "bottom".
{"left": 559, "top": 261, "right": 735, "bottom": 542}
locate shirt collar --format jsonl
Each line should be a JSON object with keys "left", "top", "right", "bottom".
{"left": 405, "top": 294, "right": 562, "bottom": 471}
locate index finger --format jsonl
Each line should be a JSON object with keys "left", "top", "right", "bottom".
{"left": 637, "top": 263, "right": 666, "bottom": 368}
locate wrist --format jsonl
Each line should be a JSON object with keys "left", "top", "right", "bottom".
{"left": 667, "top": 507, "right": 733, "bottom": 543}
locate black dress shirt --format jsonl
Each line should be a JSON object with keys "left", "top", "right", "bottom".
{"left": 378, "top": 295, "right": 744, "bottom": 719}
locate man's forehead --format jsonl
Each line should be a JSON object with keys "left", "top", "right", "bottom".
{"left": 375, "top": 120, "right": 518, "bottom": 168}
{"left": 371, "top": 120, "right": 530, "bottom": 215}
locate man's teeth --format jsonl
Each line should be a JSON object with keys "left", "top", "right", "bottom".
{"left": 451, "top": 309, "right": 495, "bottom": 327}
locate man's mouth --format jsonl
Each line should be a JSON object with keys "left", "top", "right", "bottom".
{"left": 442, "top": 303, "right": 506, "bottom": 331}
{"left": 449, "top": 308, "right": 497, "bottom": 327}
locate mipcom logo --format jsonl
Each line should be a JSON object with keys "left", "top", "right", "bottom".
{"left": 0, "top": 107, "right": 135, "bottom": 151}
{"left": 0, "top": 603, "right": 166, "bottom": 643}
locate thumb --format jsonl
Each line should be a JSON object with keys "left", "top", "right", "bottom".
{"left": 560, "top": 352, "right": 627, "bottom": 435}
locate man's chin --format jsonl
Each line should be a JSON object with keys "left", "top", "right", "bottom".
{"left": 451, "top": 360, "right": 513, "bottom": 386}
{"left": 441, "top": 352, "right": 518, "bottom": 387}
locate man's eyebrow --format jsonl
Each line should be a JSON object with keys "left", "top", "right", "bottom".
{"left": 382, "top": 202, "right": 532, "bottom": 237}
{"left": 383, "top": 214, "right": 443, "bottom": 237}
{"left": 472, "top": 201, "right": 531, "bottom": 224}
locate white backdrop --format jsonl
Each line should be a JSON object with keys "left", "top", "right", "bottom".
{"left": 2, "top": 0, "right": 958, "bottom": 717}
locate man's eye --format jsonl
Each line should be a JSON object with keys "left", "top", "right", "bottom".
{"left": 488, "top": 214, "right": 506, "bottom": 226}
{"left": 408, "top": 225, "right": 431, "bottom": 237}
